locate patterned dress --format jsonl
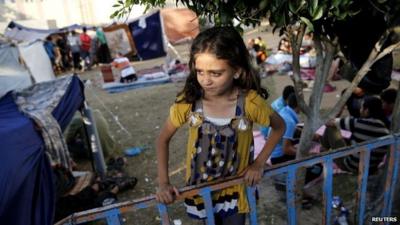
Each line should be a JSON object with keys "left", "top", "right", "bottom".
{"left": 168, "top": 90, "right": 273, "bottom": 219}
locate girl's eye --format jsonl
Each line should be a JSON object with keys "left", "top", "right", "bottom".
{"left": 210, "top": 72, "right": 222, "bottom": 77}
{"left": 196, "top": 70, "right": 204, "bottom": 76}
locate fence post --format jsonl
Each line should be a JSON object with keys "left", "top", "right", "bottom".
{"left": 286, "top": 166, "right": 297, "bottom": 225}
{"left": 246, "top": 186, "right": 258, "bottom": 225}
{"left": 381, "top": 137, "right": 400, "bottom": 221}
{"left": 157, "top": 203, "right": 171, "bottom": 225}
{"left": 199, "top": 187, "right": 215, "bottom": 225}
{"left": 105, "top": 208, "right": 122, "bottom": 225}
{"left": 355, "top": 146, "right": 371, "bottom": 225}
{"left": 322, "top": 158, "right": 333, "bottom": 225}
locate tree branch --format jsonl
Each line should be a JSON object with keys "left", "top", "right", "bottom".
{"left": 323, "top": 34, "right": 399, "bottom": 122}
{"left": 289, "top": 23, "right": 311, "bottom": 115}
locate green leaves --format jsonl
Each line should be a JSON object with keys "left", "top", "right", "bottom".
{"left": 300, "top": 17, "right": 313, "bottom": 32}
{"left": 312, "top": 6, "right": 324, "bottom": 20}
{"left": 110, "top": 0, "right": 397, "bottom": 38}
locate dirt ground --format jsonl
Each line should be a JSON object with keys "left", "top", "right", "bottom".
{"left": 71, "top": 25, "right": 398, "bottom": 225}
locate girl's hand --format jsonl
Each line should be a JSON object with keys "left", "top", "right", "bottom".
{"left": 156, "top": 183, "right": 180, "bottom": 204}
{"left": 244, "top": 162, "right": 265, "bottom": 187}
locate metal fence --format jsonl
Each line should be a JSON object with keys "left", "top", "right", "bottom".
{"left": 56, "top": 134, "right": 400, "bottom": 225}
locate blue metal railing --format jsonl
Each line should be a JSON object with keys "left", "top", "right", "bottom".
{"left": 55, "top": 134, "right": 400, "bottom": 225}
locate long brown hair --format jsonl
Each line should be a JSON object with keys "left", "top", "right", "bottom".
{"left": 176, "top": 26, "right": 268, "bottom": 103}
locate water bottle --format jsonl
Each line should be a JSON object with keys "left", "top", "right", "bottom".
{"left": 332, "top": 196, "right": 349, "bottom": 225}
{"left": 124, "top": 146, "right": 147, "bottom": 157}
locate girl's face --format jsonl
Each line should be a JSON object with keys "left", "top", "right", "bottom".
{"left": 194, "top": 53, "right": 239, "bottom": 98}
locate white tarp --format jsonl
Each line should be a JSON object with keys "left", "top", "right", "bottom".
{"left": 18, "top": 41, "right": 55, "bottom": 83}
{"left": 0, "top": 44, "right": 32, "bottom": 98}
{"left": 4, "top": 21, "right": 89, "bottom": 42}
{"left": 4, "top": 26, "right": 50, "bottom": 42}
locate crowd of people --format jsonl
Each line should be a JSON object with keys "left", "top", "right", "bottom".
{"left": 43, "top": 27, "right": 112, "bottom": 74}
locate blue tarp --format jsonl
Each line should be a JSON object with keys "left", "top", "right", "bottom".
{"left": 0, "top": 76, "right": 84, "bottom": 225}
{"left": 128, "top": 11, "right": 167, "bottom": 60}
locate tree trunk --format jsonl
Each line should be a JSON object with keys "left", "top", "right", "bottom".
{"left": 391, "top": 81, "right": 400, "bottom": 133}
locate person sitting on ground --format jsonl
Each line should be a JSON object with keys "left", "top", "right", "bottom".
{"left": 344, "top": 87, "right": 368, "bottom": 118}
{"left": 269, "top": 93, "right": 300, "bottom": 163}
{"left": 380, "top": 88, "right": 397, "bottom": 124}
{"left": 322, "top": 96, "right": 390, "bottom": 174}
{"left": 271, "top": 85, "right": 295, "bottom": 112}
{"left": 260, "top": 85, "right": 295, "bottom": 137}
{"left": 300, "top": 32, "right": 314, "bottom": 53}
{"left": 167, "top": 59, "right": 186, "bottom": 75}
{"left": 268, "top": 94, "right": 322, "bottom": 182}
{"left": 254, "top": 36, "right": 267, "bottom": 52}
{"left": 277, "top": 37, "right": 292, "bottom": 54}
{"left": 253, "top": 44, "right": 267, "bottom": 65}
{"left": 53, "top": 166, "right": 137, "bottom": 222}
{"left": 64, "top": 110, "right": 119, "bottom": 159}
{"left": 111, "top": 52, "right": 137, "bottom": 83}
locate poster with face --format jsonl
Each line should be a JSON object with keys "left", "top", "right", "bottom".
{"left": 103, "top": 24, "right": 137, "bottom": 57}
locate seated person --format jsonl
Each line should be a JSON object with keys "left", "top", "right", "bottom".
{"left": 53, "top": 166, "right": 137, "bottom": 222}
{"left": 301, "top": 32, "right": 314, "bottom": 53}
{"left": 277, "top": 37, "right": 292, "bottom": 54}
{"left": 255, "top": 36, "right": 267, "bottom": 52}
{"left": 111, "top": 52, "right": 137, "bottom": 83}
{"left": 65, "top": 110, "right": 119, "bottom": 159}
{"left": 269, "top": 93, "right": 300, "bottom": 164}
{"left": 380, "top": 88, "right": 396, "bottom": 124}
{"left": 254, "top": 44, "right": 267, "bottom": 65}
{"left": 167, "top": 59, "right": 186, "bottom": 75}
{"left": 268, "top": 94, "right": 322, "bottom": 183}
{"left": 345, "top": 87, "right": 367, "bottom": 118}
{"left": 271, "top": 85, "right": 295, "bottom": 112}
{"left": 260, "top": 85, "right": 295, "bottom": 137}
{"left": 321, "top": 96, "right": 390, "bottom": 174}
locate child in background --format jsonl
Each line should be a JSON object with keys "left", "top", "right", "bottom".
{"left": 111, "top": 53, "right": 137, "bottom": 83}
{"left": 155, "top": 27, "right": 285, "bottom": 225}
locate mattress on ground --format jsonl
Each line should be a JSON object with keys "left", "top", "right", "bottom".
{"left": 102, "top": 72, "right": 171, "bottom": 93}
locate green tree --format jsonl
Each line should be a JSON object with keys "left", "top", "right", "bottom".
{"left": 113, "top": 0, "right": 400, "bottom": 223}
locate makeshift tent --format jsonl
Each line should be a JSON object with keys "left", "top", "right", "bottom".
{"left": 4, "top": 21, "right": 91, "bottom": 42}
{"left": 18, "top": 40, "right": 55, "bottom": 83}
{"left": 0, "top": 43, "right": 32, "bottom": 98}
{"left": 160, "top": 8, "right": 199, "bottom": 44}
{"left": 128, "top": 11, "right": 167, "bottom": 60}
{"left": 0, "top": 75, "right": 84, "bottom": 225}
{"left": 103, "top": 24, "right": 137, "bottom": 57}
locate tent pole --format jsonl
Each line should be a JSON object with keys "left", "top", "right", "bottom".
{"left": 81, "top": 101, "right": 107, "bottom": 177}
{"left": 167, "top": 41, "right": 182, "bottom": 60}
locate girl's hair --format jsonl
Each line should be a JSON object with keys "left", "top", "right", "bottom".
{"left": 362, "top": 96, "right": 390, "bottom": 128}
{"left": 176, "top": 26, "right": 268, "bottom": 103}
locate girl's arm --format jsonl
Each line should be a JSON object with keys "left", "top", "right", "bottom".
{"left": 156, "top": 119, "right": 180, "bottom": 204}
{"left": 244, "top": 111, "right": 285, "bottom": 186}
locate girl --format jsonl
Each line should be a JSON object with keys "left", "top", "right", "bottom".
{"left": 156, "top": 27, "right": 285, "bottom": 224}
